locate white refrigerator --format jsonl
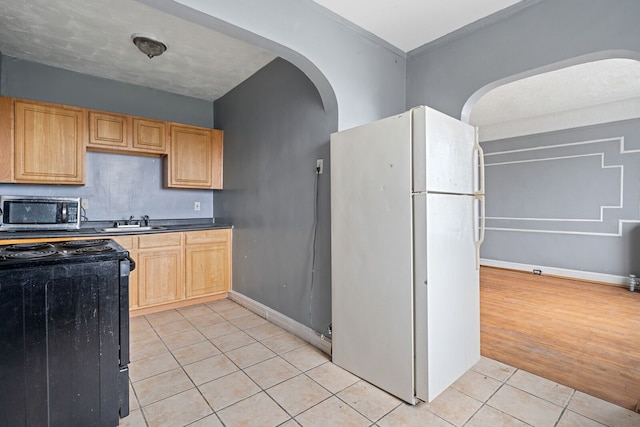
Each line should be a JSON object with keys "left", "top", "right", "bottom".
{"left": 330, "top": 106, "right": 485, "bottom": 404}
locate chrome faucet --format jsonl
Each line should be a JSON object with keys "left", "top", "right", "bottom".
{"left": 142, "top": 215, "right": 150, "bottom": 227}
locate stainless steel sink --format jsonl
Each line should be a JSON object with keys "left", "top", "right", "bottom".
{"left": 97, "top": 226, "right": 166, "bottom": 233}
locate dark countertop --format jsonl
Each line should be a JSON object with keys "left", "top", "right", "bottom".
{"left": 0, "top": 218, "right": 233, "bottom": 241}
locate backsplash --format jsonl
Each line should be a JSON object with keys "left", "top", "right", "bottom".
{"left": 0, "top": 151, "right": 214, "bottom": 221}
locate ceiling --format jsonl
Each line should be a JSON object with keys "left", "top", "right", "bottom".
{"left": 0, "top": 0, "right": 637, "bottom": 131}
{"left": 0, "top": 0, "right": 276, "bottom": 102}
{"left": 312, "top": 0, "right": 521, "bottom": 52}
{"left": 470, "top": 58, "right": 640, "bottom": 140}
{"left": 0, "top": 0, "right": 524, "bottom": 103}
{"left": 471, "top": 59, "right": 640, "bottom": 126}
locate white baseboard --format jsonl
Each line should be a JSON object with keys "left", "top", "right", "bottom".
{"left": 480, "top": 258, "right": 629, "bottom": 286}
{"left": 228, "top": 291, "right": 332, "bottom": 355}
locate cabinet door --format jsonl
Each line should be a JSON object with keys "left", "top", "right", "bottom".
{"left": 211, "top": 129, "right": 223, "bottom": 189}
{"left": 185, "top": 242, "right": 230, "bottom": 298}
{"left": 0, "top": 97, "right": 12, "bottom": 182}
{"left": 14, "top": 99, "right": 86, "bottom": 184}
{"left": 167, "top": 125, "right": 221, "bottom": 189}
{"left": 137, "top": 233, "right": 183, "bottom": 307}
{"left": 133, "top": 118, "right": 167, "bottom": 154}
{"left": 137, "top": 247, "right": 184, "bottom": 307}
{"left": 88, "top": 111, "right": 130, "bottom": 150}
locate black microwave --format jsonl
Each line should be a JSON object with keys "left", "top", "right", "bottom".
{"left": 0, "top": 196, "right": 81, "bottom": 231}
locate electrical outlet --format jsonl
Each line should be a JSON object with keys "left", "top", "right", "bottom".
{"left": 81, "top": 198, "right": 89, "bottom": 209}
{"left": 194, "top": 201, "right": 201, "bottom": 211}
{"left": 316, "top": 159, "right": 323, "bottom": 174}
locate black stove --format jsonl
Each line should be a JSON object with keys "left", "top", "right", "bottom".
{"left": 60, "top": 239, "right": 112, "bottom": 249}
{"left": 4, "top": 242, "right": 55, "bottom": 251}
{"left": 0, "top": 239, "right": 133, "bottom": 427}
{"left": 0, "top": 239, "right": 129, "bottom": 267}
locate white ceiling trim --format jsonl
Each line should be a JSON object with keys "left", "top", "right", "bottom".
{"left": 478, "top": 97, "right": 640, "bottom": 142}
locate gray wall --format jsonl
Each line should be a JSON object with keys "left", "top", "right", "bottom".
{"left": 0, "top": 55, "right": 216, "bottom": 221}
{"left": 214, "top": 58, "right": 332, "bottom": 334}
{"left": 482, "top": 119, "right": 640, "bottom": 276}
{"left": 406, "top": 0, "right": 640, "bottom": 280}
{"left": 406, "top": 0, "right": 640, "bottom": 118}
{"left": 141, "top": 0, "right": 407, "bottom": 130}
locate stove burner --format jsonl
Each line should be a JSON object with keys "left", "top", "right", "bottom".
{"left": 4, "top": 250, "right": 59, "bottom": 259}
{"left": 6, "top": 242, "right": 54, "bottom": 251}
{"left": 69, "top": 246, "right": 116, "bottom": 255}
{"left": 61, "top": 240, "right": 110, "bottom": 249}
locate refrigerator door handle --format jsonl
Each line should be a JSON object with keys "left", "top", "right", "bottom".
{"left": 473, "top": 128, "right": 485, "bottom": 196}
{"left": 474, "top": 194, "right": 486, "bottom": 270}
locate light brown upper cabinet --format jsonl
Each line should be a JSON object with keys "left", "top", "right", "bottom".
{"left": 0, "top": 97, "right": 12, "bottom": 182}
{"left": 0, "top": 96, "right": 86, "bottom": 184}
{"left": 166, "top": 124, "right": 223, "bottom": 189}
{"left": 0, "top": 97, "right": 222, "bottom": 188}
{"left": 88, "top": 111, "right": 130, "bottom": 151}
{"left": 88, "top": 111, "right": 168, "bottom": 156}
{"left": 132, "top": 118, "right": 168, "bottom": 154}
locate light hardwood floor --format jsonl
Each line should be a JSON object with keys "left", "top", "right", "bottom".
{"left": 480, "top": 266, "right": 640, "bottom": 411}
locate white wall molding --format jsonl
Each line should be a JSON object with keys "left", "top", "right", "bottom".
{"left": 481, "top": 258, "right": 628, "bottom": 286}
{"left": 484, "top": 136, "right": 640, "bottom": 236}
{"left": 228, "top": 291, "right": 332, "bottom": 355}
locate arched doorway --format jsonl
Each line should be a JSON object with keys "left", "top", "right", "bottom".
{"left": 465, "top": 56, "right": 640, "bottom": 282}
{"left": 464, "top": 55, "right": 640, "bottom": 410}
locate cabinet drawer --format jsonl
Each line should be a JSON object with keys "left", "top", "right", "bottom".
{"left": 110, "top": 236, "right": 136, "bottom": 250}
{"left": 185, "top": 229, "right": 230, "bottom": 245}
{"left": 138, "top": 232, "right": 182, "bottom": 249}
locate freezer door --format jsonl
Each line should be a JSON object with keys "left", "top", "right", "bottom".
{"left": 414, "top": 193, "right": 480, "bottom": 402}
{"left": 331, "top": 110, "right": 416, "bottom": 404}
{"left": 412, "top": 106, "right": 476, "bottom": 195}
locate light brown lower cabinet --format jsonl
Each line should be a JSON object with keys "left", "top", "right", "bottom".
{"left": 122, "top": 229, "right": 231, "bottom": 314}
{"left": 185, "top": 229, "right": 231, "bottom": 298}
{"left": 137, "top": 233, "right": 185, "bottom": 308}
{"left": 0, "top": 229, "right": 232, "bottom": 315}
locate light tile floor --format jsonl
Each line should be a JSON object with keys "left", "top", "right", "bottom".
{"left": 120, "top": 299, "right": 640, "bottom": 427}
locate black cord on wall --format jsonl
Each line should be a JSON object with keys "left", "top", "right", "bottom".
{"left": 309, "top": 166, "right": 320, "bottom": 331}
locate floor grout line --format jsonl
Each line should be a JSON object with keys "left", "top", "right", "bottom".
{"left": 124, "top": 301, "right": 637, "bottom": 427}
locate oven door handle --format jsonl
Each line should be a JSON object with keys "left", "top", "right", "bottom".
{"left": 127, "top": 255, "right": 136, "bottom": 271}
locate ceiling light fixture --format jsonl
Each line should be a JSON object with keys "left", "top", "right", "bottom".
{"left": 131, "top": 33, "right": 167, "bottom": 59}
